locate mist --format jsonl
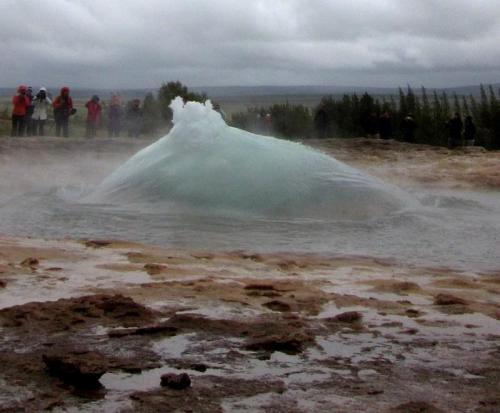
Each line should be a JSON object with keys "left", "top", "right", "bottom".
{"left": 0, "top": 138, "right": 151, "bottom": 202}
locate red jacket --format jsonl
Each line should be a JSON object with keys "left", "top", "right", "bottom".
{"left": 12, "top": 94, "right": 30, "bottom": 116}
{"left": 85, "top": 100, "right": 102, "bottom": 123}
{"left": 53, "top": 87, "right": 74, "bottom": 119}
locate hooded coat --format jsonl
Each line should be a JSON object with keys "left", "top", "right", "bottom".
{"left": 85, "top": 97, "right": 102, "bottom": 124}
{"left": 53, "top": 87, "right": 74, "bottom": 120}
{"left": 12, "top": 85, "right": 31, "bottom": 116}
{"left": 32, "top": 87, "right": 52, "bottom": 120}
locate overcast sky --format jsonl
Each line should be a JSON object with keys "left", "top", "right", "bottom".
{"left": 1, "top": 0, "right": 499, "bottom": 89}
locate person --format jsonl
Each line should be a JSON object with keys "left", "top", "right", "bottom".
{"left": 363, "top": 112, "right": 379, "bottom": 138}
{"left": 378, "top": 111, "right": 393, "bottom": 140}
{"left": 11, "top": 85, "right": 31, "bottom": 137}
{"left": 85, "top": 95, "right": 102, "bottom": 138}
{"left": 447, "top": 112, "right": 463, "bottom": 149}
{"left": 314, "top": 106, "right": 330, "bottom": 139}
{"left": 264, "top": 113, "right": 272, "bottom": 134}
{"left": 126, "top": 99, "right": 143, "bottom": 138}
{"left": 463, "top": 116, "right": 476, "bottom": 147}
{"left": 32, "top": 87, "right": 52, "bottom": 136}
{"left": 25, "top": 86, "right": 35, "bottom": 136}
{"left": 401, "top": 114, "right": 417, "bottom": 143}
{"left": 107, "top": 94, "right": 123, "bottom": 137}
{"left": 53, "top": 86, "right": 74, "bottom": 137}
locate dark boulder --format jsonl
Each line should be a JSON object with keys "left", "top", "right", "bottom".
{"left": 160, "top": 373, "right": 191, "bottom": 390}
{"left": 43, "top": 349, "right": 108, "bottom": 387}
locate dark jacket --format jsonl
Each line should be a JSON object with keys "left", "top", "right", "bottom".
{"left": 463, "top": 118, "right": 476, "bottom": 141}
{"left": 53, "top": 87, "right": 74, "bottom": 120}
{"left": 447, "top": 116, "right": 463, "bottom": 140}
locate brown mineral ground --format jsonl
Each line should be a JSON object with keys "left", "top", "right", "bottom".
{"left": 307, "top": 138, "right": 500, "bottom": 189}
{"left": 0, "top": 236, "right": 499, "bottom": 412}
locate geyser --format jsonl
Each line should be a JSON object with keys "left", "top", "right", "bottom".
{"left": 87, "top": 97, "right": 411, "bottom": 219}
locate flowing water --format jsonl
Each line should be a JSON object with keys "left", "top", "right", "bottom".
{"left": 0, "top": 98, "right": 499, "bottom": 271}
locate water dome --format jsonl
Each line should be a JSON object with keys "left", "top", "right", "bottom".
{"left": 87, "top": 97, "right": 411, "bottom": 219}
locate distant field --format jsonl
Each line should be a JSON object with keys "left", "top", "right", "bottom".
{"left": 213, "top": 94, "right": 325, "bottom": 116}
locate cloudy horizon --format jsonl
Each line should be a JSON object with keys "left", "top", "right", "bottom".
{"left": 1, "top": 0, "right": 499, "bottom": 89}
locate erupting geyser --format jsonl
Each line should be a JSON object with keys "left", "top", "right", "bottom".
{"left": 87, "top": 97, "right": 412, "bottom": 219}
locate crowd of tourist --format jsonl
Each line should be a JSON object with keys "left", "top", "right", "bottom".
{"left": 9, "top": 85, "right": 144, "bottom": 138}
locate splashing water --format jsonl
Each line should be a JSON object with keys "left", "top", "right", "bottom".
{"left": 86, "top": 97, "right": 412, "bottom": 219}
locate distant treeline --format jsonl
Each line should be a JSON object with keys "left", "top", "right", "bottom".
{"left": 2, "top": 81, "right": 499, "bottom": 149}
{"left": 230, "top": 85, "right": 500, "bottom": 149}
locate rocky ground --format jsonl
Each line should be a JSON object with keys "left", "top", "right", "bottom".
{"left": 0, "top": 136, "right": 499, "bottom": 412}
{"left": 0, "top": 236, "right": 499, "bottom": 412}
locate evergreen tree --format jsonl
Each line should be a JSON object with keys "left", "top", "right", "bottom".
{"left": 441, "top": 92, "right": 450, "bottom": 119}
{"left": 479, "top": 84, "right": 490, "bottom": 127}
{"left": 469, "top": 95, "right": 480, "bottom": 124}
{"left": 452, "top": 93, "right": 461, "bottom": 115}
{"left": 157, "top": 81, "right": 207, "bottom": 124}
{"left": 142, "top": 92, "right": 161, "bottom": 134}
{"left": 418, "top": 87, "right": 433, "bottom": 143}
{"left": 461, "top": 96, "right": 470, "bottom": 116}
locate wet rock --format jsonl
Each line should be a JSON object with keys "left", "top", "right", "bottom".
{"left": 262, "top": 300, "right": 292, "bottom": 312}
{"left": 0, "top": 294, "right": 156, "bottom": 331}
{"left": 143, "top": 263, "right": 167, "bottom": 275}
{"left": 244, "top": 331, "right": 312, "bottom": 355}
{"left": 244, "top": 284, "right": 276, "bottom": 291}
{"left": 239, "top": 253, "right": 263, "bottom": 262}
{"left": 191, "top": 253, "right": 214, "bottom": 260}
{"left": 122, "top": 366, "right": 143, "bottom": 374}
{"left": 160, "top": 373, "right": 191, "bottom": 390}
{"left": 367, "top": 389, "right": 384, "bottom": 395}
{"left": 84, "top": 240, "right": 111, "bottom": 248}
{"left": 131, "top": 376, "right": 284, "bottom": 412}
{"left": 108, "top": 322, "right": 178, "bottom": 337}
{"left": 388, "top": 401, "right": 445, "bottom": 413}
{"left": 20, "top": 257, "right": 39, "bottom": 268}
{"left": 405, "top": 308, "right": 421, "bottom": 317}
{"left": 43, "top": 350, "right": 108, "bottom": 387}
{"left": 434, "top": 293, "right": 467, "bottom": 306}
{"left": 190, "top": 363, "right": 208, "bottom": 372}
{"left": 329, "top": 311, "right": 363, "bottom": 323}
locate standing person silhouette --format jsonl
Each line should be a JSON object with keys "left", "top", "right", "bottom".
{"left": 447, "top": 112, "right": 463, "bottom": 149}
{"left": 401, "top": 114, "right": 417, "bottom": 143}
{"left": 85, "top": 95, "right": 102, "bottom": 138}
{"left": 11, "top": 85, "right": 30, "bottom": 137}
{"left": 463, "top": 116, "right": 476, "bottom": 147}
{"left": 32, "top": 87, "right": 52, "bottom": 136}
{"left": 108, "top": 95, "right": 123, "bottom": 137}
{"left": 53, "top": 87, "right": 74, "bottom": 137}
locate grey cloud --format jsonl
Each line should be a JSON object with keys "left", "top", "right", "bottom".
{"left": 0, "top": 0, "right": 499, "bottom": 88}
